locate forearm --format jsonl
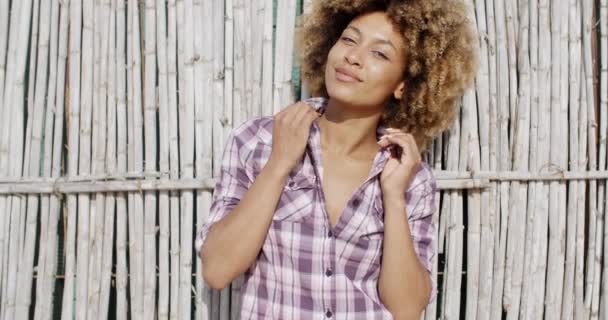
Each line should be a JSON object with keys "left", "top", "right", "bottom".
{"left": 378, "top": 194, "right": 431, "bottom": 319}
{"left": 201, "top": 161, "right": 289, "bottom": 289}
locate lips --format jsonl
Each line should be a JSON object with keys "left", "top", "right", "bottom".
{"left": 335, "top": 67, "right": 362, "bottom": 82}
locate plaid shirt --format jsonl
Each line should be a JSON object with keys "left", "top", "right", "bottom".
{"left": 195, "top": 97, "right": 438, "bottom": 319}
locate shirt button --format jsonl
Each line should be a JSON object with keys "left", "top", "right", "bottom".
{"left": 352, "top": 198, "right": 360, "bottom": 207}
{"left": 326, "top": 310, "right": 333, "bottom": 318}
{"left": 327, "top": 229, "right": 333, "bottom": 237}
{"left": 325, "top": 269, "right": 333, "bottom": 277}
{"left": 288, "top": 181, "right": 295, "bottom": 188}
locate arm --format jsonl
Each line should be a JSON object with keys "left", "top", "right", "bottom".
{"left": 198, "top": 102, "right": 321, "bottom": 290}
{"left": 378, "top": 183, "right": 436, "bottom": 319}
{"left": 377, "top": 129, "right": 438, "bottom": 319}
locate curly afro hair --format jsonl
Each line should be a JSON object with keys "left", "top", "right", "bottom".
{"left": 295, "top": 0, "right": 478, "bottom": 151}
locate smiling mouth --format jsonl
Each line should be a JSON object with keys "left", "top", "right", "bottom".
{"left": 335, "top": 69, "right": 361, "bottom": 83}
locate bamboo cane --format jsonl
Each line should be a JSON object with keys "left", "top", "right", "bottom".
{"left": 115, "top": 0, "right": 129, "bottom": 317}
{"left": 2, "top": 1, "right": 33, "bottom": 318}
{"left": 477, "top": 0, "right": 497, "bottom": 316}
{"left": 519, "top": 0, "right": 539, "bottom": 317}
{"left": 87, "top": 1, "right": 110, "bottom": 317}
{"left": 545, "top": 2, "right": 567, "bottom": 318}
{"left": 34, "top": 0, "right": 66, "bottom": 318}
{"left": 443, "top": 100, "right": 463, "bottom": 319}
{"left": 22, "top": 0, "right": 40, "bottom": 183}
{"left": 166, "top": 1, "right": 181, "bottom": 317}
{"left": 16, "top": 0, "right": 49, "bottom": 316}
{"left": 0, "top": 0, "right": 9, "bottom": 109}
{"left": 210, "top": 1, "right": 227, "bottom": 319}
{"left": 143, "top": 0, "right": 158, "bottom": 318}
{"left": 0, "top": 2, "right": 23, "bottom": 311}
{"left": 600, "top": 0, "right": 608, "bottom": 317}
{"left": 490, "top": 0, "right": 511, "bottom": 317}
{"left": 505, "top": 1, "right": 531, "bottom": 318}
{"left": 583, "top": 0, "right": 598, "bottom": 316}
{"left": 60, "top": 0, "right": 82, "bottom": 318}
{"left": 261, "top": 0, "right": 273, "bottom": 117}
{"left": 129, "top": 0, "right": 146, "bottom": 317}
{"left": 75, "top": 1, "right": 96, "bottom": 318}
{"left": 179, "top": 1, "right": 196, "bottom": 318}
{"left": 98, "top": 1, "right": 117, "bottom": 317}
{"left": 156, "top": 0, "right": 170, "bottom": 318}
{"left": 562, "top": 2, "right": 582, "bottom": 319}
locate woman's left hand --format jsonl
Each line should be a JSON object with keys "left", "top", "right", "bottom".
{"left": 378, "top": 128, "right": 422, "bottom": 198}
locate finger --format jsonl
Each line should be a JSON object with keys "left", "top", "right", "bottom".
{"left": 380, "top": 134, "right": 419, "bottom": 160}
{"left": 293, "top": 103, "right": 318, "bottom": 127}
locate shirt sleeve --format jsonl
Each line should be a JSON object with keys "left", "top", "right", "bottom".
{"left": 194, "top": 130, "right": 252, "bottom": 256}
{"left": 407, "top": 165, "right": 439, "bottom": 304}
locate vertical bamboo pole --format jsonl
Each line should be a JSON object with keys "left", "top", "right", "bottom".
{"left": 251, "top": 0, "right": 264, "bottom": 119}
{"left": 529, "top": 0, "right": 551, "bottom": 317}
{"left": 575, "top": 64, "right": 589, "bottom": 320}
{"left": 75, "top": 1, "right": 96, "bottom": 317}
{"left": 519, "top": 0, "right": 540, "bottom": 318}
{"left": 600, "top": 0, "right": 608, "bottom": 317}
{"left": 211, "top": 1, "right": 228, "bottom": 317}
{"left": 233, "top": 0, "right": 246, "bottom": 128}
{"left": 61, "top": 0, "right": 82, "bottom": 318}
{"left": 477, "top": 0, "right": 496, "bottom": 316}
{"left": 261, "top": 0, "right": 273, "bottom": 116}
{"left": 583, "top": 0, "right": 598, "bottom": 317}
{"left": 212, "top": 0, "right": 227, "bottom": 178}
{"left": 115, "top": 0, "right": 129, "bottom": 317}
{"left": 506, "top": 1, "right": 531, "bottom": 319}
{"left": 491, "top": 0, "right": 512, "bottom": 317}
{"left": 443, "top": 107, "right": 463, "bottom": 319}
{"left": 1, "top": 0, "right": 32, "bottom": 318}
{"left": 0, "top": 0, "right": 22, "bottom": 313}
{"left": 143, "top": 0, "right": 158, "bottom": 318}
{"left": 156, "top": 0, "right": 170, "bottom": 318}
{"left": 501, "top": 0, "right": 520, "bottom": 310}
{"left": 16, "top": 0, "right": 50, "bottom": 316}
{"left": 129, "top": 0, "right": 146, "bottom": 317}
{"left": 88, "top": 1, "right": 110, "bottom": 317}
{"left": 22, "top": 0, "right": 40, "bottom": 183}
{"left": 545, "top": 2, "right": 567, "bottom": 318}
{"left": 166, "top": 0, "right": 181, "bottom": 318}
{"left": 34, "top": 0, "right": 67, "bottom": 317}
{"left": 461, "top": 0, "right": 484, "bottom": 319}
{"left": 562, "top": 2, "right": 582, "bottom": 319}
{"left": 0, "top": 0, "right": 9, "bottom": 107}
{"left": 99, "top": 1, "right": 117, "bottom": 317}
{"left": 179, "top": 0, "right": 196, "bottom": 318}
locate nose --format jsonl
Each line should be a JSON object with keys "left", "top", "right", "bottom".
{"left": 345, "top": 47, "right": 363, "bottom": 66}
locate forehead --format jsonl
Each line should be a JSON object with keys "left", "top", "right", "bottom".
{"left": 346, "top": 11, "right": 404, "bottom": 46}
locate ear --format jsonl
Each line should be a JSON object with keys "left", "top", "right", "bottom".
{"left": 393, "top": 81, "right": 405, "bottom": 100}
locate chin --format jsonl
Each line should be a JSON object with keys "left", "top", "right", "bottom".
{"left": 325, "top": 81, "right": 359, "bottom": 104}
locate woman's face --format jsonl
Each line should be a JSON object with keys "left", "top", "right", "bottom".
{"left": 324, "top": 11, "right": 407, "bottom": 110}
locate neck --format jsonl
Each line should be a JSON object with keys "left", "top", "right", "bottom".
{"left": 319, "top": 97, "right": 383, "bottom": 158}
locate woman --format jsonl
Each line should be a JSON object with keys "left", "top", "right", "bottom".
{"left": 195, "top": 0, "right": 477, "bottom": 318}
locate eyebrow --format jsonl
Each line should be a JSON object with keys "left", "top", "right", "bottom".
{"left": 344, "top": 26, "right": 398, "bottom": 51}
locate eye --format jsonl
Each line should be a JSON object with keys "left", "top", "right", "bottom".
{"left": 373, "top": 51, "right": 389, "bottom": 60}
{"left": 341, "top": 36, "right": 355, "bottom": 43}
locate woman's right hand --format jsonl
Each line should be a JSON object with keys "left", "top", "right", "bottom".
{"left": 266, "top": 101, "right": 321, "bottom": 176}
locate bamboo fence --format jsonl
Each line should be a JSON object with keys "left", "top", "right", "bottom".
{"left": 0, "top": 0, "right": 606, "bottom": 319}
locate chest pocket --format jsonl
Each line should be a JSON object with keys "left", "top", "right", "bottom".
{"left": 272, "top": 173, "right": 317, "bottom": 223}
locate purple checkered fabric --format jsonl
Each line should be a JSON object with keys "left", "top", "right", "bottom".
{"left": 195, "top": 97, "right": 438, "bottom": 319}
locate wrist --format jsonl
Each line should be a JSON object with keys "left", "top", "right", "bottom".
{"left": 262, "top": 159, "right": 291, "bottom": 181}
{"left": 381, "top": 189, "right": 404, "bottom": 201}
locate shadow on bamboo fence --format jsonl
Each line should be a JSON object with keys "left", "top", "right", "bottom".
{"left": 0, "top": 0, "right": 606, "bottom": 319}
